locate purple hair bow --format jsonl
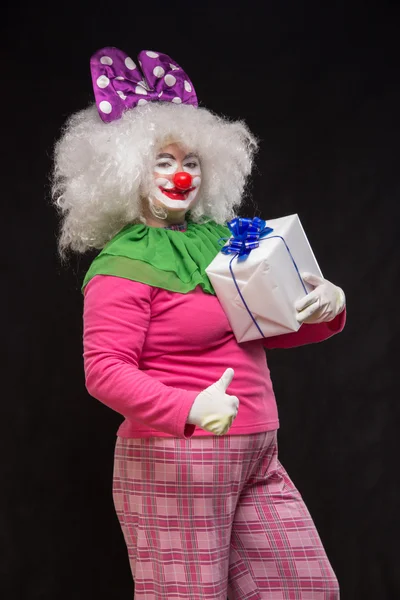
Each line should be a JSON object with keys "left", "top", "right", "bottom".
{"left": 90, "top": 47, "right": 198, "bottom": 123}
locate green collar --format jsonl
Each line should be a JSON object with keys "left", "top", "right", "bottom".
{"left": 82, "top": 220, "right": 231, "bottom": 294}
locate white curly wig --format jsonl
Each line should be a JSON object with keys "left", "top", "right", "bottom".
{"left": 52, "top": 101, "right": 258, "bottom": 255}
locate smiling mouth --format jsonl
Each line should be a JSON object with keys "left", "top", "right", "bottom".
{"left": 160, "top": 187, "right": 195, "bottom": 200}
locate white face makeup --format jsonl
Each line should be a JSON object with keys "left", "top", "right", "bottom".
{"left": 149, "top": 143, "right": 202, "bottom": 212}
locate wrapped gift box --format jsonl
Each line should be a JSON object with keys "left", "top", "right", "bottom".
{"left": 205, "top": 214, "right": 323, "bottom": 342}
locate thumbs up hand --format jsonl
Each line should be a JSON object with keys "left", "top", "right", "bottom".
{"left": 187, "top": 368, "right": 239, "bottom": 435}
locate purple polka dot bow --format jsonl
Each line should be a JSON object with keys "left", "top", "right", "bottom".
{"left": 90, "top": 47, "right": 198, "bottom": 123}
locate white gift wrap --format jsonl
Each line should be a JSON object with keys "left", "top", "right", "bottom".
{"left": 205, "top": 214, "right": 323, "bottom": 342}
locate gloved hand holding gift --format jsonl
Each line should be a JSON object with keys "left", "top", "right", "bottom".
{"left": 205, "top": 214, "right": 345, "bottom": 342}
{"left": 295, "top": 272, "right": 345, "bottom": 325}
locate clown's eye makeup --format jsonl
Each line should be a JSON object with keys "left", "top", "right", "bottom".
{"left": 154, "top": 151, "right": 201, "bottom": 176}
{"left": 183, "top": 158, "right": 201, "bottom": 176}
{"left": 155, "top": 157, "right": 178, "bottom": 175}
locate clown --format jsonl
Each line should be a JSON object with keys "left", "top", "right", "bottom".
{"left": 53, "top": 47, "right": 345, "bottom": 599}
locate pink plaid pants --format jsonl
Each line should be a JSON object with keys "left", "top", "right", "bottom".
{"left": 113, "top": 431, "right": 339, "bottom": 599}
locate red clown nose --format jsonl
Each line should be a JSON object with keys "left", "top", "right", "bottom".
{"left": 173, "top": 172, "right": 193, "bottom": 190}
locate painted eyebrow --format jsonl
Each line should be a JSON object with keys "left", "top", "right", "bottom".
{"left": 156, "top": 153, "right": 199, "bottom": 160}
{"left": 156, "top": 153, "right": 175, "bottom": 159}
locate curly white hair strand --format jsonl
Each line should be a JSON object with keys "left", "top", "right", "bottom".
{"left": 52, "top": 102, "right": 258, "bottom": 255}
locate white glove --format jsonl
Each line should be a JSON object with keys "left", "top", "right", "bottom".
{"left": 187, "top": 368, "right": 239, "bottom": 435}
{"left": 295, "top": 273, "right": 346, "bottom": 324}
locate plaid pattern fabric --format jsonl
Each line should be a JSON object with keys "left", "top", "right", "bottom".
{"left": 113, "top": 432, "right": 339, "bottom": 599}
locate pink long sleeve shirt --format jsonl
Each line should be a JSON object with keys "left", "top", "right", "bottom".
{"left": 83, "top": 275, "right": 346, "bottom": 438}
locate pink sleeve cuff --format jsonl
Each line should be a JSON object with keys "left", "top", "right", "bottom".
{"left": 263, "top": 307, "right": 346, "bottom": 350}
{"left": 177, "top": 390, "right": 199, "bottom": 438}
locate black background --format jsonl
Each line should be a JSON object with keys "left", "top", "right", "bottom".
{"left": 3, "top": 1, "right": 400, "bottom": 598}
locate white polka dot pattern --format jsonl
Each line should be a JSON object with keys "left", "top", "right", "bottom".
{"left": 135, "top": 85, "right": 147, "bottom": 95}
{"left": 90, "top": 47, "right": 198, "bottom": 123}
{"left": 99, "top": 100, "right": 112, "bottom": 114}
{"left": 164, "top": 74, "right": 176, "bottom": 87}
{"left": 96, "top": 75, "right": 110, "bottom": 89}
{"left": 125, "top": 57, "right": 136, "bottom": 70}
{"left": 153, "top": 66, "right": 165, "bottom": 78}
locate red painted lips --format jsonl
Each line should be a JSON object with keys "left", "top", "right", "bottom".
{"left": 160, "top": 187, "right": 195, "bottom": 200}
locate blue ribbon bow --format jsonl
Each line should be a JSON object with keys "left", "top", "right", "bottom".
{"left": 220, "top": 217, "right": 274, "bottom": 261}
